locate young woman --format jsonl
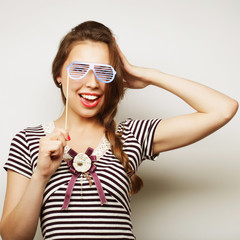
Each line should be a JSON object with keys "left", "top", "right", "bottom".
{"left": 0, "top": 21, "right": 238, "bottom": 240}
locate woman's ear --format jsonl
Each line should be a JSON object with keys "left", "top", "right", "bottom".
{"left": 56, "top": 76, "right": 61, "bottom": 83}
{"left": 56, "top": 76, "right": 62, "bottom": 87}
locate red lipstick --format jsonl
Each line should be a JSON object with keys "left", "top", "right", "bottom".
{"left": 79, "top": 93, "right": 101, "bottom": 108}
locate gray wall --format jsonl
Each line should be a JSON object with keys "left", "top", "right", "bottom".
{"left": 0, "top": 0, "right": 239, "bottom": 239}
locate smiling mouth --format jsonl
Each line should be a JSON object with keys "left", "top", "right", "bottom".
{"left": 80, "top": 94, "right": 100, "bottom": 101}
{"left": 79, "top": 93, "right": 101, "bottom": 108}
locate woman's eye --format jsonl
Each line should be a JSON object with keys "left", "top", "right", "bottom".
{"left": 99, "top": 70, "right": 109, "bottom": 74}
{"left": 73, "top": 67, "right": 85, "bottom": 72}
{"left": 96, "top": 67, "right": 111, "bottom": 75}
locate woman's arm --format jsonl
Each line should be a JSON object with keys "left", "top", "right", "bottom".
{"left": 0, "top": 128, "right": 69, "bottom": 240}
{"left": 0, "top": 171, "right": 49, "bottom": 240}
{"left": 145, "top": 69, "right": 238, "bottom": 153}
{"left": 116, "top": 43, "right": 239, "bottom": 154}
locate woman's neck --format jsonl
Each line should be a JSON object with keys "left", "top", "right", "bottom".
{"left": 54, "top": 109, "right": 106, "bottom": 153}
{"left": 54, "top": 109, "right": 104, "bottom": 133}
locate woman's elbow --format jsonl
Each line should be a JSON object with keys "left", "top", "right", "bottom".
{"left": 0, "top": 222, "right": 33, "bottom": 240}
{"left": 220, "top": 98, "right": 239, "bottom": 123}
{"left": 226, "top": 98, "right": 238, "bottom": 118}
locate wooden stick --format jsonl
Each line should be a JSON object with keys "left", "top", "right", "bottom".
{"left": 65, "top": 75, "right": 69, "bottom": 130}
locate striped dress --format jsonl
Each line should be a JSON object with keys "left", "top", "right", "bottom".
{"left": 4, "top": 118, "right": 161, "bottom": 239}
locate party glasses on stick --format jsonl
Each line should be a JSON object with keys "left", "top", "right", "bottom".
{"left": 67, "top": 61, "right": 116, "bottom": 83}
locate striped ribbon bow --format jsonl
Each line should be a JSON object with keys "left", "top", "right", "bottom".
{"left": 61, "top": 147, "right": 107, "bottom": 210}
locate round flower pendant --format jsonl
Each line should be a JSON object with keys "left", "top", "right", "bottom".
{"left": 73, "top": 153, "right": 92, "bottom": 173}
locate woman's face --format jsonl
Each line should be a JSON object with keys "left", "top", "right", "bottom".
{"left": 58, "top": 41, "right": 110, "bottom": 120}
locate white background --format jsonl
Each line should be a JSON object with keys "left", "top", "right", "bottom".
{"left": 0, "top": 0, "right": 240, "bottom": 239}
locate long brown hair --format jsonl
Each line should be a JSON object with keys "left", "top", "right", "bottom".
{"left": 52, "top": 21, "right": 143, "bottom": 195}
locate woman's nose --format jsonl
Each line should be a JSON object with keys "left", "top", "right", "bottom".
{"left": 84, "top": 70, "right": 99, "bottom": 88}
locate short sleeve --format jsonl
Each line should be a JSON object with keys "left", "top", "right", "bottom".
{"left": 123, "top": 118, "right": 162, "bottom": 161}
{"left": 4, "top": 130, "right": 32, "bottom": 178}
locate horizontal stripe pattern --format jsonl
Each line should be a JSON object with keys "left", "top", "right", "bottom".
{"left": 4, "top": 118, "right": 161, "bottom": 239}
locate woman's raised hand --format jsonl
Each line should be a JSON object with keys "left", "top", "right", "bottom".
{"left": 34, "top": 128, "right": 69, "bottom": 180}
{"left": 115, "top": 42, "right": 152, "bottom": 89}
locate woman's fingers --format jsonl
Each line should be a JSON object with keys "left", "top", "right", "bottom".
{"left": 115, "top": 43, "right": 132, "bottom": 71}
{"left": 115, "top": 40, "right": 150, "bottom": 89}
{"left": 36, "top": 128, "right": 70, "bottom": 178}
{"left": 45, "top": 128, "right": 70, "bottom": 158}
{"left": 48, "top": 140, "right": 65, "bottom": 159}
{"left": 48, "top": 128, "right": 69, "bottom": 142}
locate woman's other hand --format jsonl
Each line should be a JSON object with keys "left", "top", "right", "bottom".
{"left": 116, "top": 41, "right": 152, "bottom": 89}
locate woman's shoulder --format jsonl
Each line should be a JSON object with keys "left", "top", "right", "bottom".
{"left": 117, "top": 118, "right": 161, "bottom": 131}
{"left": 5, "top": 123, "right": 46, "bottom": 178}
{"left": 11, "top": 121, "right": 52, "bottom": 141}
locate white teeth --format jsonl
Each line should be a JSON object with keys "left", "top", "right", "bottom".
{"left": 81, "top": 94, "right": 99, "bottom": 100}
